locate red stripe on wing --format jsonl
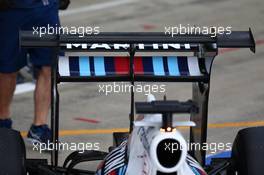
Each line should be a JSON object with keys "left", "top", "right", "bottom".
{"left": 114, "top": 57, "right": 130, "bottom": 75}
{"left": 134, "top": 57, "right": 144, "bottom": 74}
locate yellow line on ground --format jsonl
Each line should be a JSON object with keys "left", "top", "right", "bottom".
{"left": 20, "top": 120, "right": 264, "bottom": 137}
{"left": 208, "top": 120, "right": 264, "bottom": 128}
{"left": 20, "top": 128, "right": 129, "bottom": 137}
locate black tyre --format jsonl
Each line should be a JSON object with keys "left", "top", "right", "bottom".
{"left": 231, "top": 126, "right": 264, "bottom": 175}
{"left": 0, "top": 128, "right": 26, "bottom": 175}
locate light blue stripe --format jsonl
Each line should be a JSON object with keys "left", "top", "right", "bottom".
{"left": 167, "top": 56, "right": 180, "bottom": 76}
{"left": 79, "top": 56, "right": 90, "bottom": 76}
{"left": 122, "top": 165, "right": 127, "bottom": 175}
{"left": 118, "top": 167, "right": 123, "bottom": 175}
{"left": 152, "top": 56, "right": 165, "bottom": 75}
{"left": 191, "top": 167, "right": 200, "bottom": 175}
{"left": 94, "top": 56, "right": 106, "bottom": 76}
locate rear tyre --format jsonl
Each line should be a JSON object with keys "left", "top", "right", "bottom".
{"left": 0, "top": 128, "right": 26, "bottom": 175}
{"left": 231, "top": 126, "right": 264, "bottom": 175}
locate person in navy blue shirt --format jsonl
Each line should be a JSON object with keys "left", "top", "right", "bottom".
{"left": 0, "top": 0, "right": 60, "bottom": 146}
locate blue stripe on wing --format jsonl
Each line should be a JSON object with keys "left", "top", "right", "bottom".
{"left": 104, "top": 57, "right": 115, "bottom": 75}
{"left": 152, "top": 56, "right": 165, "bottom": 76}
{"left": 94, "top": 56, "right": 106, "bottom": 76}
{"left": 177, "top": 56, "right": 190, "bottom": 76}
{"left": 167, "top": 56, "right": 180, "bottom": 76}
{"left": 69, "top": 56, "right": 80, "bottom": 76}
{"left": 79, "top": 56, "right": 90, "bottom": 76}
{"left": 142, "top": 57, "right": 154, "bottom": 75}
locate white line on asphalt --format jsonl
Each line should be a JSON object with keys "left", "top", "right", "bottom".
{"left": 60, "top": 0, "right": 139, "bottom": 17}
{"left": 15, "top": 82, "right": 35, "bottom": 95}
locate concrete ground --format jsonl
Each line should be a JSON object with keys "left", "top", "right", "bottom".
{"left": 11, "top": 0, "right": 264, "bottom": 171}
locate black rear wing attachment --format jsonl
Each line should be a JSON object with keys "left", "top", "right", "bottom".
{"left": 20, "top": 29, "right": 255, "bottom": 167}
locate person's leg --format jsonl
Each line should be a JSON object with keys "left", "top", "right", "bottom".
{"left": 33, "top": 67, "right": 51, "bottom": 126}
{"left": 0, "top": 73, "right": 17, "bottom": 119}
{"left": 27, "top": 66, "right": 52, "bottom": 145}
{"left": 0, "top": 9, "right": 27, "bottom": 126}
{"left": 27, "top": 3, "right": 59, "bottom": 145}
{"left": 29, "top": 3, "right": 59, "bottom": 127}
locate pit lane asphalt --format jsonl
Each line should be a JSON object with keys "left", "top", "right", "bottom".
{"left": 11, "top": 0, "right": 264, "bottom": 170}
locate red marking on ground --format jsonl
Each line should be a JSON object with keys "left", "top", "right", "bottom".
{"left": 219, "top": 48, "right": 240, "bottom": 54}
{"left": 74, "top": 117, "right": 100, "bottom": 124}
{"left": 142, "top": 24, "right": 157, "bottom": 31}
{"left": 219, "top": 39, "right": 264, "bottom": 54}
{"left": 256, "top": 39, "right": 264, "bottom": 45}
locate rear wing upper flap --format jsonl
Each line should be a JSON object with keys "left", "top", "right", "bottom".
{"left": 20, "top": 28, "right": 256, "bottom": 52}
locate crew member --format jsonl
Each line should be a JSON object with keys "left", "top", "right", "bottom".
{"left": 0, "top": 0, "right": 60, "bottom": 145}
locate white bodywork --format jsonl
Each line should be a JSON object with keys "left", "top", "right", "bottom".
{"left": 126, "top": 94, "right": 207, "bottom": 175}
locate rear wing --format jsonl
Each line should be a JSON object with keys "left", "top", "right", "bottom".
{"left": 20, "top": 29, "right": 255, "bottom": 83}
{"left": 19, "top": 29, "right": 255, "bottom": 166}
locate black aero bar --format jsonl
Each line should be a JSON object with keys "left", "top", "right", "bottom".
{"left": 135, "top": 100, "right": 199, "bottom": 114}
{"left": 20, "top": 29, "right": 255, "bottom": 52}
